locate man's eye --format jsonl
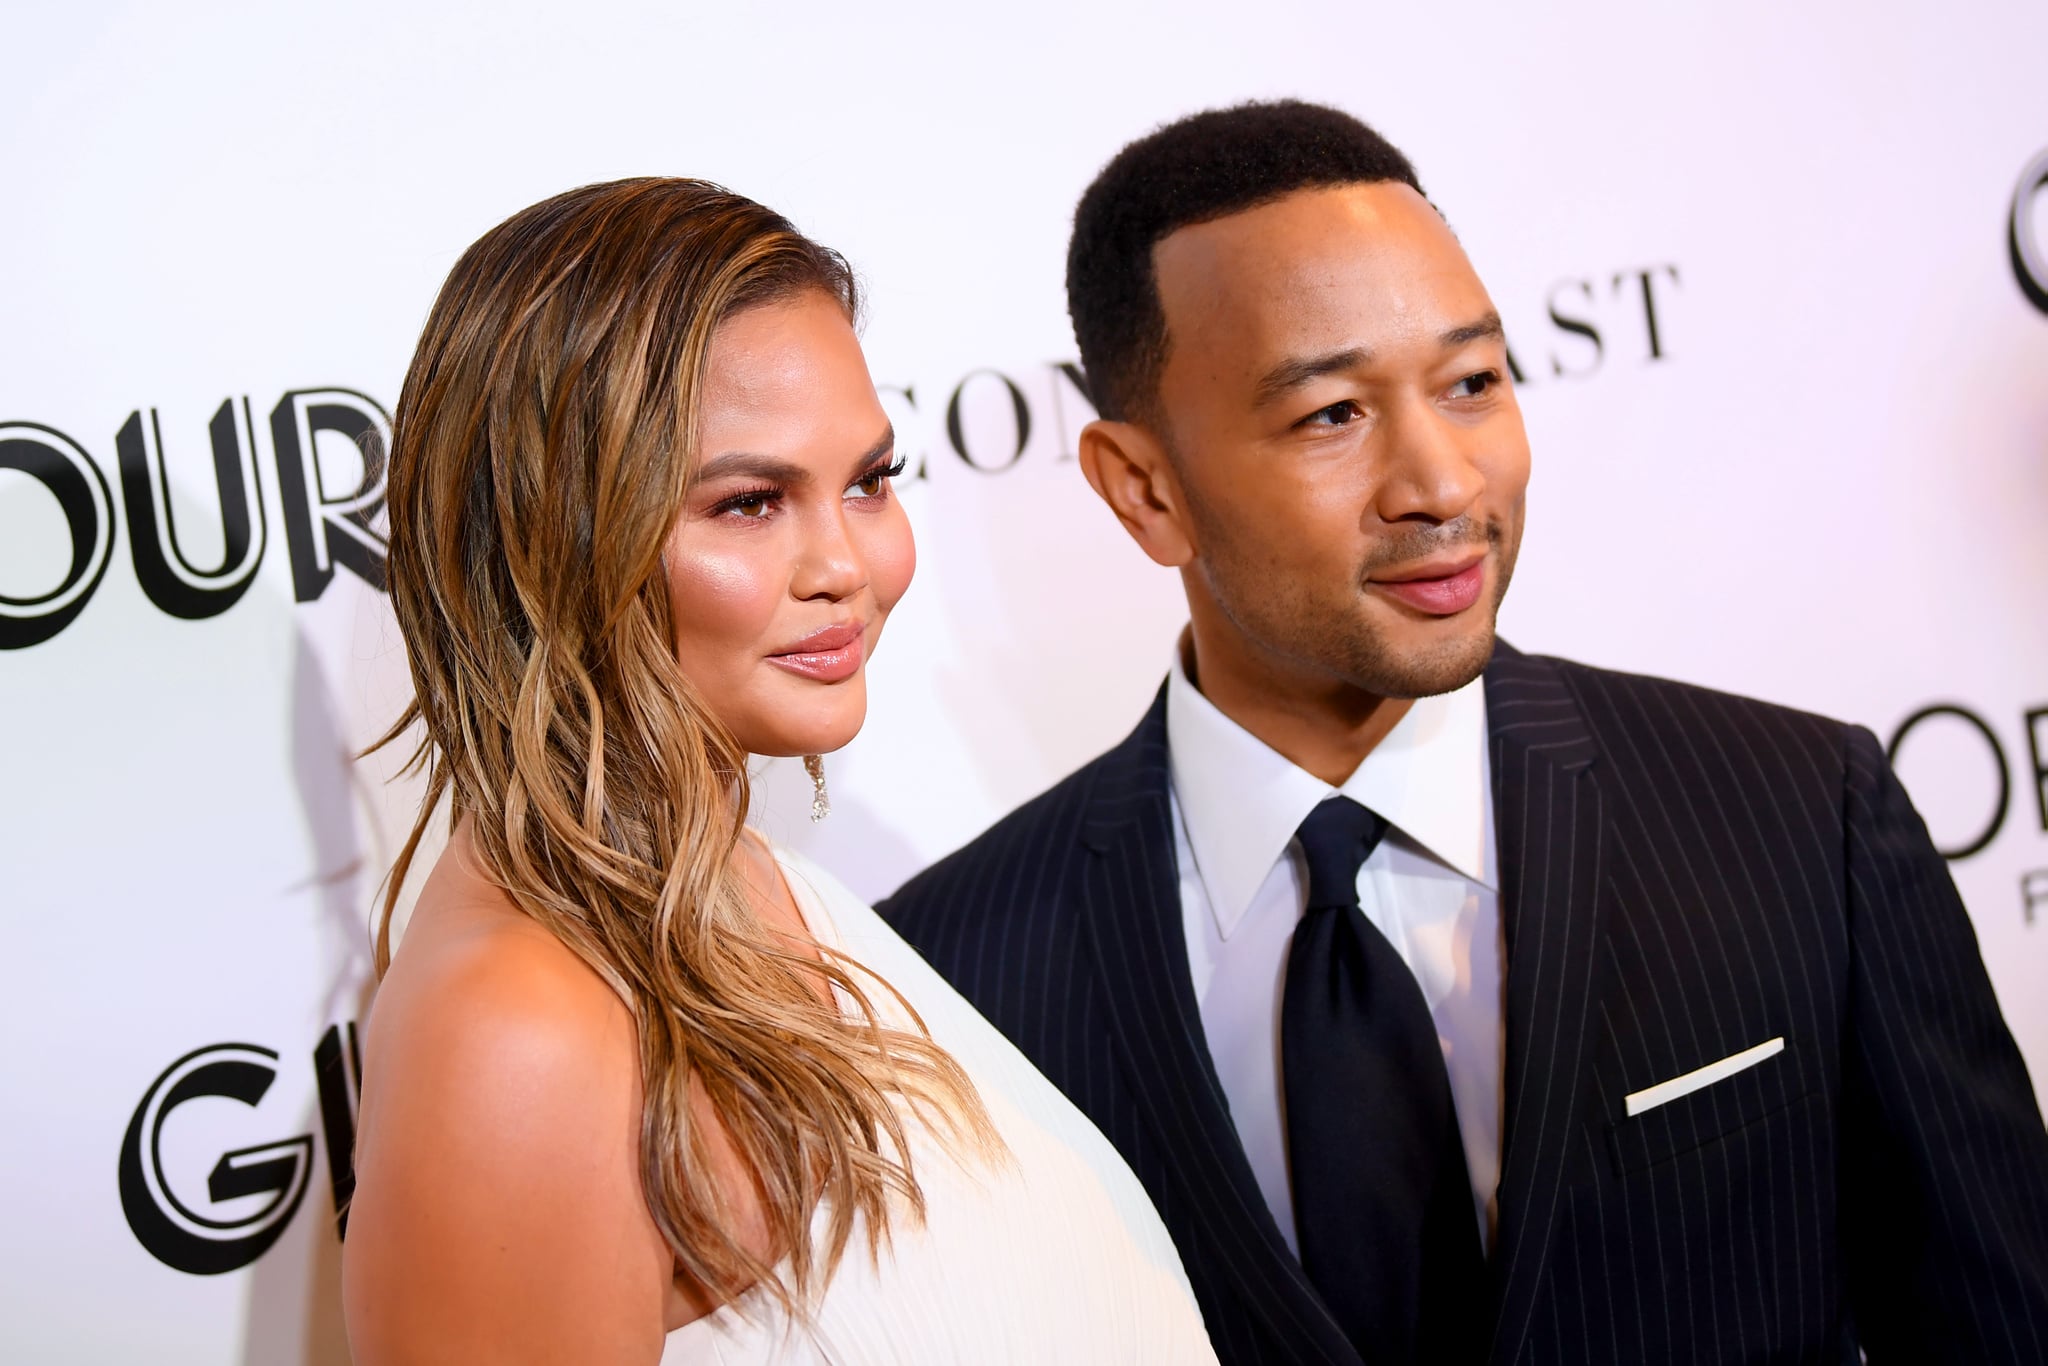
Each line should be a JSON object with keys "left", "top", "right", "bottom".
{"left": 1449, "top": 371, "right": 1500, "bottom": 399}
{"left": 1303, "top": 401, "right": 1361, "bottom": 427}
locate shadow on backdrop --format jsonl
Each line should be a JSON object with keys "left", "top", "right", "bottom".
{"left": 238, "top": 630, "right": 375, "bottom": 1366}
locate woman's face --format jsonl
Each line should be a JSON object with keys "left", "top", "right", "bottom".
{"left": 665, "top": 288, "right": 912, "bottom": 758}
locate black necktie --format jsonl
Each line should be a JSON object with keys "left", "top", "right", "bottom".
{"left": 1281, "top": 796, "right": 1487, "bottom": 1364}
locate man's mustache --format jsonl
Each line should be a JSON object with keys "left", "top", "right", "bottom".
{"left": 1357, "top": 516, "right": 1499, "bottom": 576}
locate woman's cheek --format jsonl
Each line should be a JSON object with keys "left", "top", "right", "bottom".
{"left": 666, "top": 534, "right": 782, "bottom": 677}
{"left": 865, "top": 502, "right": 916, "bottom": 617}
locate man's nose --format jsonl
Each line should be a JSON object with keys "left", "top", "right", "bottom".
{"left": 1374, "top": 397, "right": 1487, "bottom": 524}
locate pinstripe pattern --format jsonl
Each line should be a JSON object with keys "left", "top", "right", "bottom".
{"left": 881, "top": 643, "right": 2048, "bottom": 1364}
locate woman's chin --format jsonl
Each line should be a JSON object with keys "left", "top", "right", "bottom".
{"left": 728, "top": 676, "right": 868, "bottom": 759}
{"left": 750, "top": 740, "right": 856, "bottom": 762}
{"left": 739, "top": 714, "right": 865, "bottom": 761}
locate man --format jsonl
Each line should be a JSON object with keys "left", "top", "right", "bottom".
{"left": 882, "top": 101, "right": 2048, "bottom": 1363}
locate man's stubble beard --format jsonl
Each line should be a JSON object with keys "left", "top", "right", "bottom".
{"left": 1187, "top": 495, "right": 1518, "bottom": 702}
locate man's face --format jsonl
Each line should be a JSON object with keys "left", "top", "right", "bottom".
{"left": 1150, "top": 181, "right": 1530, "bottom": 699}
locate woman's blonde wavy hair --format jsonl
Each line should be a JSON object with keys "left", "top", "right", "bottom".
{"left": 373, "top": 176, "right": 990, "bottom": 1319}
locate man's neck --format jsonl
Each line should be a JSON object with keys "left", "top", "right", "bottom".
{"left": 1180, "top": 622, "right": 1413, "bottom": 789}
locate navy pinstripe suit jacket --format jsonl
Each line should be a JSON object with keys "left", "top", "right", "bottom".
{"left": 880, "top": 643, "right": 2048, "bottom": 1364}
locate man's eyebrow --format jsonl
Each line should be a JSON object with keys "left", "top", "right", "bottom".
{"left": 1251, "top": 347, "right": 1373, "bottom": 408}
{"left": 695, "top": 425, "right": 895, "bottom": 486}
{"left": 1441, "top": 312, "right": 1505, "bottom": 348}
{"left": 1250, "top": 314, "right": 1509, "bottom": 409}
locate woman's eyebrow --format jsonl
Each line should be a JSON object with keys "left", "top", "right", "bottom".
{"left": 699, "top": 426, "right": 896, "bottom": 487}
{"left": 844, "top": 425, "right": 897, "bottom": 476}
{"left": 696, "top": 451, "right": 810, "bottom": 484}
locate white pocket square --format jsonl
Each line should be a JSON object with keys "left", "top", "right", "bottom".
{"left": 1624, "top": 1037, "right": 1785, "bottom": 1117}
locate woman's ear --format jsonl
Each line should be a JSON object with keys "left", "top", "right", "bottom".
{"left": 1076, "top": 419, "right": 1197, "bottom": 569}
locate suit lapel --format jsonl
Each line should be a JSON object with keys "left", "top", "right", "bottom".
{"left": 1481, "top": 643, "right": 1609, "bottom": 1365}
{"left": 1076, "top": 686, "right": 1362, "bottom": 1365}
{"left": 1076, "top": 654, "right": 1611, "bottom": 1365}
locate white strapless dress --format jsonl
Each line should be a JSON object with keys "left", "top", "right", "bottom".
{"left": 660, "top": 844, "right": 1218, "bottom": 1365}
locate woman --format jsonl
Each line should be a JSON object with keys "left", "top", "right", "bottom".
{"left": 340, "top": 178, "right": 1218, "bottom": 1364}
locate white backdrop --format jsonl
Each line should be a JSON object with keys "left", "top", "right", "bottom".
{"left": 4, "top": 2, "right": 2046, "bottom": 1361}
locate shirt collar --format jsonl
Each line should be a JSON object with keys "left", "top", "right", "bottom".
{"left": 1165, "top": 638, "right": 1497, "bottom": 941}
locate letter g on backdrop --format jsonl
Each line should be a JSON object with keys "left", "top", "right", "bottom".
{"left": 117, "top": 1044, "right": 315, "bottom": 1277}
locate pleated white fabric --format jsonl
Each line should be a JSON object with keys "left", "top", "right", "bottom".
{"left": 660, "top": 843, "right": 1218, "bottom": 1365}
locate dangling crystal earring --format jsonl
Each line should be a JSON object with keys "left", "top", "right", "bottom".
{"left": 803, "top": 754, "right": 830, "bottom": 822}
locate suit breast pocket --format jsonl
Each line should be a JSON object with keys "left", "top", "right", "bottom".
{"left": 1605, "top": 1037, "right": 1816, "bottom": 1176}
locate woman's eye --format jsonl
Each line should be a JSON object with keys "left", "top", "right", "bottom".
{"left": 847, "top": 458, "right": 907, "bottom": 500}
{"left": 1449, "top": 370, "right": 1500, "bottom": 399}
{"left": 718, "top": 491, "right": 776, "bottom": 519}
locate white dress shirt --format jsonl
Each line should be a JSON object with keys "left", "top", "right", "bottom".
{"left": 1166, "top": 646, "right": 1503, "bottom": 1255}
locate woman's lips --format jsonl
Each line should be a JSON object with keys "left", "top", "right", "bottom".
{"left": 767, "top": 622, "right": 866, "bottom": 683}
{"left": 1372, "top": 558, "right": 1486, "bottom": 616}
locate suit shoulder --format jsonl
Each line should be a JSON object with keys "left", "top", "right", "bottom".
{"left": 1519, "top": 650, "right": 1863, "bottom": 778}
{"left": 881, "top": 749, "right": 1111, "bottom": 928}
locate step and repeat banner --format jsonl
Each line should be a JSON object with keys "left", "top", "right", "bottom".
{"left": 4, "top": 1, "right": 2046, "bottom": 1360}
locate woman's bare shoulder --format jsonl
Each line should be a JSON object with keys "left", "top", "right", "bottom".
{"left": 343, "top": 838, "right": 673, "bottom": 1364}
{"left": 369, "top": 844, "right": 633, "bottom": 1081}
{"left": 353, "top": 835, "right": 644, "bottom": 1189}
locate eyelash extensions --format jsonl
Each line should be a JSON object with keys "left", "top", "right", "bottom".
{"left": 711, "top": 455, "right": 909, "bottom": 519}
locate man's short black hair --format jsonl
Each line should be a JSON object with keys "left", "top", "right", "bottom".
{"left": 1065, "top": 99, "right": 1424, "bottom": 425}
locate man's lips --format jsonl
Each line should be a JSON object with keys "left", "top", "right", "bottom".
{"left": 767, "top": 622, "right": 866, "bottom": 683}
{"left": 1369, "top": 554, "right": 1487, "bottom": 617}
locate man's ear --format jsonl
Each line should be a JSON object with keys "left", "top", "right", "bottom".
{"left": 1076, "top": 418, "right": 1196, "bottom": 568}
